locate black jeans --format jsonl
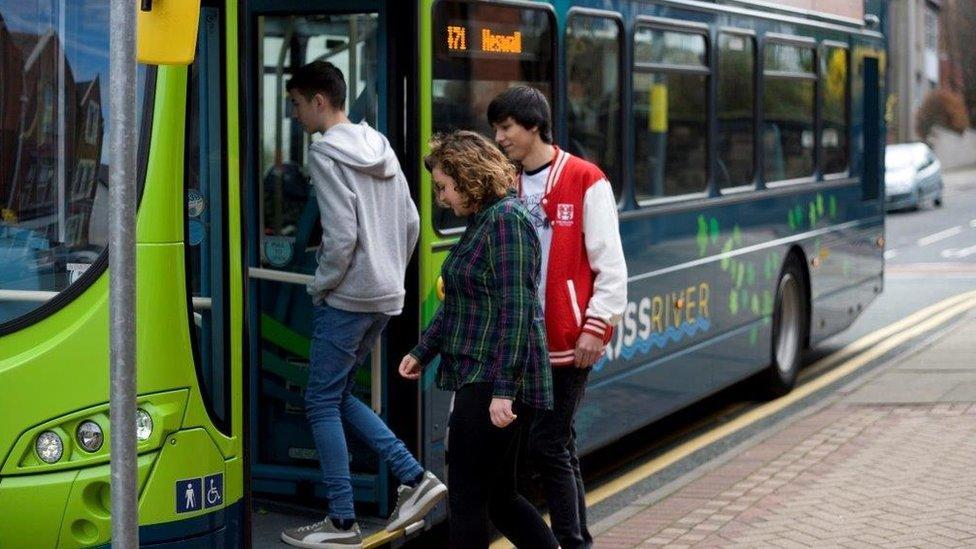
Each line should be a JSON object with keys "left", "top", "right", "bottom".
{"left": 528, "top": 367, "right": 593, "bottom": 549}
{"left": 446, "top": 383, "right": 558, "bottom": 549}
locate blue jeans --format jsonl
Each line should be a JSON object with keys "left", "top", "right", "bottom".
{"left": 306, "top": 305, "right": 424, "bottom": 520}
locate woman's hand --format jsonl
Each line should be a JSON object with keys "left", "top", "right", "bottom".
{"left": 399, "top": 354, "right": 421, "bottom": 380}
{"left": 489, "top": 397, "right": 517, "bottom": 428}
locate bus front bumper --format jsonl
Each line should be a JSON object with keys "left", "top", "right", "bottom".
{"left": 0, "top": 429, "right": 240, "bottom": 548}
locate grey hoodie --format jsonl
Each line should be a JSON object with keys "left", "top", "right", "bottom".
{"left": 306, "top": 121, "right": 419, "bottom": 314}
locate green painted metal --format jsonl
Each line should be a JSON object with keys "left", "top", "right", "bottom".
{"left": 0, "top": 468, "right": 78, "bottom": 547}
{"left": 1, "top": 390, "right": 187, "bottom": 476}
{"left": 136, "top": 429, "right": 227, "bottom": 526}
{"left": 261, "top": 313, "right": 310, "bottom": 357}
{"left": 56, "top": 454, "right": 158, "bottom": 548}
{"left": 0, "top": 7, "right": 246, "bottom": 538}
{"left": 417, "top": 0, "right": 453, "bottom": 333}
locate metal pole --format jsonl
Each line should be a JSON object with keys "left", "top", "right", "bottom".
{"left": 57, "top": 0, "right": 66, "bottom": 244}
{"left": 109, "top": 0, "right": 138, "bottom": 547}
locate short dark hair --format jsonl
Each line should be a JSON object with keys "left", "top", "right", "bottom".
{"left": 486, "top": 86, "right": 553, "bottom": 144}
{"left": 286, "top": 60, "right": 346, "bottom": 110}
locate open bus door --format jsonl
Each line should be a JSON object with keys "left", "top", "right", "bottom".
{"left": 236, "top": 2, "right": 426, "bottom": 545}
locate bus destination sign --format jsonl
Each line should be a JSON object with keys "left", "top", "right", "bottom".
{"left": 442, "top": 20, "right": 538, "bottom": 60}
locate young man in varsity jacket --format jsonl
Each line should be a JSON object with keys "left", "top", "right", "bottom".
{"left": 488, "top": 86, "right": 627, "bottom": 549}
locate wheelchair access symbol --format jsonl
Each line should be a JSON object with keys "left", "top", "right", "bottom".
{"left": 204, "top": 473, "right": 223, "bottom": 509}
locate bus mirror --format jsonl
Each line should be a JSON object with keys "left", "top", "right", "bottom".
{"left": 136, "top": 0, "right": 201, "bottom": 65}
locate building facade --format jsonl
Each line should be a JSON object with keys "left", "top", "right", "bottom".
{"left": 888, "top": 0, "right": 942, "bottom": 142}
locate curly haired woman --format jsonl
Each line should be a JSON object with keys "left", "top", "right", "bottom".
{"left": 398, "top": 130, "right": 557, "bottom": 548}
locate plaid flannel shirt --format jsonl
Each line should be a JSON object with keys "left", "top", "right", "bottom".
{"left": 410, "top": 192, "right": 553, "bottom": 410}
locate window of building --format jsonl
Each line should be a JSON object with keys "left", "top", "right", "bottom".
{"left": 763, "top": 41, "right": 815, "bottom": 182}
{"left": 717, "top": 32, "right": 755, "bottom": 189}
{"left": 85, "top": 102, "right": 101, "bottom": 145}
{"left": 566, "top": 13, "right": 622, "bottom": 199}
{"left": 821, "top": 45, "right": 848, "bottom": 174}
{"left": 71, "top": 159, "right": 96, "bottom": 201}
{"left": 0, "top": 0, "right": 148, "bottom": 329}
{"left": 633, "top": 25, "right": 709, "bottom": 200}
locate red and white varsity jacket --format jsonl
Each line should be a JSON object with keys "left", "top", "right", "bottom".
{"left": 525, "top": 147, "right": 628, "bottom": 367}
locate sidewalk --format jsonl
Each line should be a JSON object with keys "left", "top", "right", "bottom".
{"left": 942, "top": 165, "right": 976, "bottom": 192}
{"left": 592, "top": 310, "right": 976, "bottom": 548}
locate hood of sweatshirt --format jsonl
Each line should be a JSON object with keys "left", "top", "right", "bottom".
{"left": 313, "top": 121, "right": 399, "bottom": 179}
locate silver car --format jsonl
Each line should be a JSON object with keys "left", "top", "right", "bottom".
{"left": 884, "top": 142, "right": 943, "bottom": 211}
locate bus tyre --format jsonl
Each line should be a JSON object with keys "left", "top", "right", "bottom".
{"left": 760, "top": 257, "right": 807, "bottom": 398}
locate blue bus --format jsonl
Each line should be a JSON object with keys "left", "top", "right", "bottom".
{"left": 426, "top": 0, "right": 887, "bottom": 458}
{"left": 0, "top": 0, "right": 885, "bottom": 546}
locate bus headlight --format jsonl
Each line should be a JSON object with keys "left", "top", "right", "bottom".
{"left": 76, "top": 421, "right": 104, "bottom": 452}
{"left": 36, "top": 431, "right": 64, "bottom": 463}
{"left": 136, "top": 409, "right": 153, "bottom": 441}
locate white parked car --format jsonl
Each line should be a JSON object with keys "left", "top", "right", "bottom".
{"left": 884, "top": 142, "right": 943, "bottom": 211}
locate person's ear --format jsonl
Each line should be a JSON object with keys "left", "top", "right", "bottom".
{"left": 313, "top": 93, "right": 328, "bottom": 110}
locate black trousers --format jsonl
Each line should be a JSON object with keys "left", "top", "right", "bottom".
{"left": 527, "top": 367, "right": 593, "bottom": 549}
{"left": 446, "top": 383, "right": 558, "bottom": 549}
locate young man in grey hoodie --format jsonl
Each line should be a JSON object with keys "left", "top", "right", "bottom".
{"left": 280, "top": 61, "right": 446, "bottom": 549}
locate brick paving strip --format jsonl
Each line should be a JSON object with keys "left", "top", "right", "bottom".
{"left": 593, "top": 315, "right": 976, "bottom": 549}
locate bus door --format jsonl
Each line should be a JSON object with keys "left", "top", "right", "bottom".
{"left": 242, "top": 0, "right": 395, "bottom": 519}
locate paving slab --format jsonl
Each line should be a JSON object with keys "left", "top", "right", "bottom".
{"left": 592, "top": 314, "right": 976, "bottom": 548}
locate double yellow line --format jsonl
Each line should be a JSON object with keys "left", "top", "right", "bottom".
{"left": 484, "top": 289, "right": 976, "bottom": 549}
{"left": 585, "top": 288, "right": 976, "bottom": 507}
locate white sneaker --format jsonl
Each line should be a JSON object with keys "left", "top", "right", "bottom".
{"left": 281, "top": 519, "right": 363, "bottom": 549}
{"left": 385, "top": 471, "right": 448, "bottom": 532}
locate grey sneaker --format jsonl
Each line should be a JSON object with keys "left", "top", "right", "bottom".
{"left": 385, "top": 470, "right": 448, "bottom": 532}
{"left": 280, "top": 519, "right": 362, "bottom": 549}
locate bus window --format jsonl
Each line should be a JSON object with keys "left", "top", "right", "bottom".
{"left": 632, "top": 26, "right": 708, "bottom": 200}
{"left": 763, "top": 41, "right": 815, "bottom": 182}
{"left": 821, "top": 45, "right": 849, "bottom": 175}
{"left": 259, "top": 13, "right": 380, "bottom": 247}
{"left": 431, "top": 0, "right": 554, "bottom": 231}
{"left": 186, "top": 5, "right": 229, "bottom": 430}
{"left": 0, "top": 0, "right": 148, "bottom": 328}
{"left": 566, "top": 13, "right": 622, "bottom": 200}
{"left": 717, "top": 33, "right": 755, "bottom": 189}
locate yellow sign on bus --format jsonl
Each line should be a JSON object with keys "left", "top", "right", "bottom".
{"left": 481, "top": 28, "right": 522, "bottom": 54}
{"left": 447, "top": 25, "right": 467, "bottom": 51}
{"left": 650, "top": 84, "right": 668, "bottom": 132}
{"left": 136, "top": 0, "right": 201, "bottom": 65}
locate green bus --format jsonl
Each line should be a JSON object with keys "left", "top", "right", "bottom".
{"left": 0, "top": 0, "right": 886, "bottom": 546}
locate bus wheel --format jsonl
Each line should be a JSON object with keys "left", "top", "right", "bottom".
{"left": 760, "top": 257, "right": 806, "bottom": 398}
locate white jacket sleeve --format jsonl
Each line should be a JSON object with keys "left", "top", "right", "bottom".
{"left": 582, "top": 179, "right": 627, "bottom": 337}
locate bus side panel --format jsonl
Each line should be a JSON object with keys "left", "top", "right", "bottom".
{"left": 580, "top": 183, "right": 881, "bottom": 451}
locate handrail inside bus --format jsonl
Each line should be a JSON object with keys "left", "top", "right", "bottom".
{"left": 0, "top": 289, "right": 59, "bottom": 302}
{"left": 0, "top": 291, "right": 216, "bottom": 310}
{"left": 247, "top": 267, "right": 383, "bottom": 413}
{"left": 248, "top": 267, "right": 314, "bottom": 286}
